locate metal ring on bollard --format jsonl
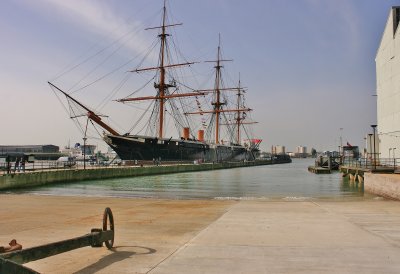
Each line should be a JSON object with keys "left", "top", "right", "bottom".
{"left": 103, "top": 207, "right": 114, "bottom": 249}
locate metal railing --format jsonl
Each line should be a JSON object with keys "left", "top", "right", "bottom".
{"left": 0, "top": 159, "right": 204, "bottom": 176}
{"left": 0, "top": 161, "right": 100, "bottom": 175}
{"left": 342, "top": 157, "right": 398, "bottom": 171}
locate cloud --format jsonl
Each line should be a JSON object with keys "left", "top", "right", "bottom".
{"left": 34, "top": 0, "right": 156, "bottom": 60}
{"left": 305, "top": 0, "right": 361, "bottom": 50}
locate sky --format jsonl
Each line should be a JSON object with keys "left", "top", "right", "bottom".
{"left": 0, "top": 0, "right": 398, "bottom": 153}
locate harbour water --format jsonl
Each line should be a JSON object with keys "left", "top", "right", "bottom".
{"left": 9, "top": 159, "right": 372, "bottom": 200}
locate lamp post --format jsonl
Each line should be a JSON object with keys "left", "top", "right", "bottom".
{"left": 339, "top": 128, "right": 343, "bottom": 157}
{"left": 389, "top": 148, "right": 392, "bottom": 160}
{"left": 83, "top": 118, "right": 89, "bottom": 170}
{"left": 368, "top": 134, "right": 373, "bottom": 168}
{"left": 363, "top": 137, "right": 367, "bottom": 168}
{"left": 371, "top": 125, "right": 377, "bottom": 170}
{"left": 83, "top": 137, "right": 87, "bottom": 170}
{"left": 393, "top": 148, "right": 397, "bottom": 171}
{"left": 338, "top": 145, "right": 341, "bottom": 165}
{"left": 364, "top": 137, "right": 367, "bottom": 156}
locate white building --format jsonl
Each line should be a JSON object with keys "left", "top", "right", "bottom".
{"left": 296, "top": 146, "right": 307, "bottom": 154}
{"left": 295, "top": 146, "right": 308, "bottom": 158}
{"left": 271, "top": 145, "right": 285, "bottom": 155}
{"left": 61, "top": 143, "right": 96, "bottom": 157}
{"left": 376, "top": 7, "right": 400, "bottom": 158}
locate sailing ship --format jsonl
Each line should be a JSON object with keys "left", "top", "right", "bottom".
{"left": 50, "top": 2, "right": 261, "bottom": 163}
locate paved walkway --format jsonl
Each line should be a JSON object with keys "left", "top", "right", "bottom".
{"left": 151, "top": 199, "right": 400, "bottom": 273}
{"left": 1, "top": 195, "right": 400, "bottom": 273}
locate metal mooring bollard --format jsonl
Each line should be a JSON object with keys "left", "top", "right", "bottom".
{"left": 0, "top": 207, "right": 114, "bottom": 274}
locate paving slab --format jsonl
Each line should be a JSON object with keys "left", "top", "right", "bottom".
{"left": 151, "top": 199, "right": 400, "bottom": 274}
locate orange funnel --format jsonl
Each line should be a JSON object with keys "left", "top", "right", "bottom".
{"left": 182, "top": 127, "right": 190, "bottom": 140}
{"left": 198, "top": 130, "right": 204, "bottom": 142}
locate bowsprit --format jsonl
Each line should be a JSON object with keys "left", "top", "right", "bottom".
{"left": 0, "top": 207, "right": 114, "bottom": 274}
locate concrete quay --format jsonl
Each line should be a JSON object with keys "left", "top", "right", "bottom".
{"left": 365, "top": 173, "right": 400, "bottom": 201}
{"left": 1, "top": 195, "right": 400, "bottom": 273}
{"left": 0, "top": 159, "right": 291, "bottom": 191}
{"left": 340, "top": 166, "right": 400, "bottom": 201}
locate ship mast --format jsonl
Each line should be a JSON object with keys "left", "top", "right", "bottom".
{"left": 184, "top": 37, "right": 251, "bottom": 144}
{"left": 233, "top": 77, "right": 258, "bottom": 145}
{"left": 236, "top": 78, "right": 242, "bottom": 144}
{"left": 158, "top": 1, "right": 167, "bottom": 139}
{"left": 214, "top": 37, "right": 223, "bottom": 144}
{"left": 117, "top": 0, "right": 200, "bottom": 139}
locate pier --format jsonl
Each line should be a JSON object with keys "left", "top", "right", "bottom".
{"left": 340, "top": 158, "right": 397, "bottom": 181}
{"left": 307, "top": 166, "right": 331, "bottom": 174}
{"left": 308, "top": 154, "right": 341, "bottom": 174}
{"left": 341, "top": 158, "right": 400, "bottom": 200}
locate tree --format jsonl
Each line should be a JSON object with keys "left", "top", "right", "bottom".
{"left": 311, "top": 148, "right": 317, "bottom": 158}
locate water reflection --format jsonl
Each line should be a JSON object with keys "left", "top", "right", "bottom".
{"left": 340, "top": 175, "right": 364, "bottom": 193}
{"left": 11, "top": 159, "right": 370, "bottom": 199}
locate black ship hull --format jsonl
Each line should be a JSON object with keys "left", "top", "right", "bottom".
{"left": 104, "top": 134, "right": 256, "bottom": 162}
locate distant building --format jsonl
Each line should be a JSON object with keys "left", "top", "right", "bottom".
{"left": 296, "top": 146, "right": 307, "bottom": 154}
{"left": 376, "top": 7, "right": 400, "bottom": 158}
{"left": 83, "top": 145, "right": 96, "bottom": 155}
{"left": 343, "top": 145, "right": 360, "bottom": 159}
{"left": 61, "top": 143, "right": 96, "bottom": 157}
{"left": 0, "top": 145, "right": 61, "bottom": 160}
{"left": 271, "top": 145, "right": 285, "bottom": 155}
{"left": 0, "top": 145, "right": 59, "bottom": 154}
{"left": 295, "top": 146, "right": 308, "bottom": 158}
{"left": 258, "top": 151, "right": 271, "bottom": 160}
{"left": 287, "top": 152, "right": 295, "bottom": 157}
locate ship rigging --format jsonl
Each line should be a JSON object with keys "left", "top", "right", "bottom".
{"left": 49, "top": 1, "right": 261, "bottom": 162}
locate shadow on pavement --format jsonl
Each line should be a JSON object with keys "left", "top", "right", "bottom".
{"left": 73, "top": 246, "right": 156, "bottom": 274}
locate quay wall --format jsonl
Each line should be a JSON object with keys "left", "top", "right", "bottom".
{"left": 0, "top": 160, "right": 290, "bottom": 191}
{"left": 364, "top": 173, "right": 400, "bottom": 201}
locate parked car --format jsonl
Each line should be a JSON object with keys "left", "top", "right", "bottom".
{"left": 57, "top": 156, "right": 76, "bottom": 167}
